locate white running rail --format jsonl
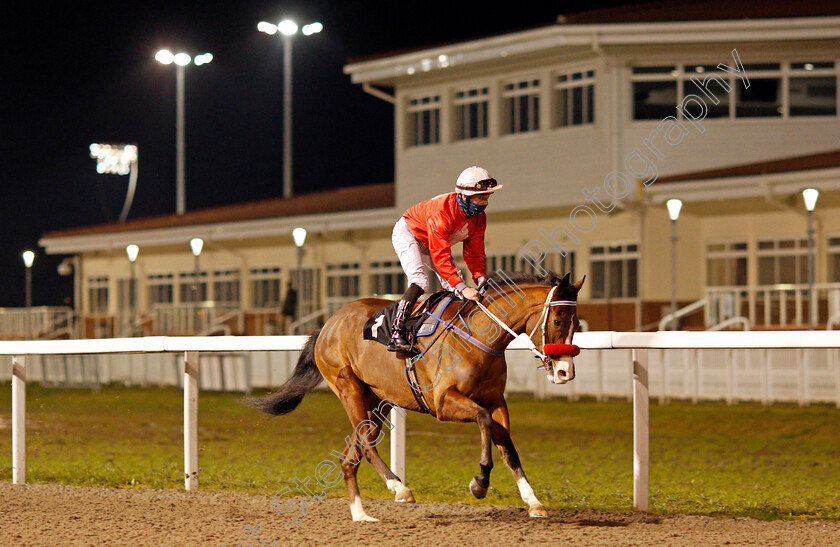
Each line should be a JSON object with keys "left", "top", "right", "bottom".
{"left": 4, "top": 331, "right": 840, "bottom": 512}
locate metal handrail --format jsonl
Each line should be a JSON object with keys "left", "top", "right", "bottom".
{"left": 707, "top": 316, "right": 750, "bottom": 331}
{"left": 658, "top": 298, "right": 708, "bottom": 331}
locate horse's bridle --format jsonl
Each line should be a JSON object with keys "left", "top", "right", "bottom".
{"left": 474, "top": 285, "right": 578, "bottom": 369}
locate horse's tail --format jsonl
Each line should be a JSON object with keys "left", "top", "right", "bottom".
{"left": 245, "top": 329, "right": 323, "bottom": 416}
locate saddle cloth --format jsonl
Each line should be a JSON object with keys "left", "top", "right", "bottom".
{"left": 363, "top": 291, "right": 457, "bottom": 346}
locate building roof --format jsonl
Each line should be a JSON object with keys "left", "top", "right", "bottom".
{"left": 559, "top": 0, "right": 840, "bottom": 24}
{"left": 347, "top": 2, "right": 840, "bottom": 66}
{"left": 43, "top": 182, "right": 395, "bottom": 239}
{"left": 657, "top": 149, "right": 840, "bottom": 184}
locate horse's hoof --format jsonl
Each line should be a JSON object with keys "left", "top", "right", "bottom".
{"left": 528, "top": 505, "right": 548, "bottom": 518}
{"left": 353, "top": 515, "right": 379, "bottom": 522}
{"left": 469, "top": 477, "right": 488, "bottom": 499}
{"left": 395, "top": 489, "right": 415, "bottom": 503}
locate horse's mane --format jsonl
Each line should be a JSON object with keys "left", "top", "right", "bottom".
{"left": 483, "top": 270, "right": 578, "bottom": 300}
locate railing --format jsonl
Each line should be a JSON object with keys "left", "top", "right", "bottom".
{"left": 706, "top": 283, "right": 840, "bottom": 328}
{"left": 150, "top": 302, "right": 240, "bottom": 334}
{"left": 0, "top": 307, "right": 74, "bottom": 340}
{"left": 289, "top": 307, "right": 327, "bottom": 334}
{"left": 706, "top": 316, "right": 750, "bottom": 331}
{"left": 658, "top": 298, "right": 707, "bottom": 331}
{"left": 3, "top": 331, "right": 840, "bottom": 513}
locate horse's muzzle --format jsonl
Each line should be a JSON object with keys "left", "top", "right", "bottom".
{"left": 547, "top": 356, "right": 575, "bottom": 384}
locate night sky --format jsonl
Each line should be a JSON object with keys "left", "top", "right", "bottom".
{"left": 1, "top": 1, "right": 636, "bottom": 307}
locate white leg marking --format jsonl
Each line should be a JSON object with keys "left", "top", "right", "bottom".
{"left": 387, "top": 478, "right": 414, "bottom": 502}
{"left": 349, "top": 495, "right": 379, "bottom": 522}
{"left": 516, "top": 476, "right": 541, "bottom": 508}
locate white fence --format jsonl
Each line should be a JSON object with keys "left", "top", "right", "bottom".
{"left": 4, "top": 344, "right": 839, "bottom": 407}
{"left": 3, "top": 331, "right": 840, "bottom": 511}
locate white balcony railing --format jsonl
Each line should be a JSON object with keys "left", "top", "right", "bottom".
{"left": 150, "top": 302, "right": 240, "bottom": 334}
{"left": 0, "top": 306, "right": 74, "bottom": 339}
{"left": 706, "top": 283, "right": 840, "bottom": 328}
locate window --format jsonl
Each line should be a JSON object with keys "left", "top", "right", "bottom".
{"left": 147, "top": 274, "right": 173, "bottom": 306}
{"left": 179, "top": 271, "right": 208, "bottom": 303}
{"left": 250, "top": 267, "right": 282, "bottom": 308}
{"left": 502, "top": 77, "right": 540, "bottom": 134}
{"left": 633, "top": 61, "right": 838, "bottom": 121}
{"left": 326, "top": 262, "right": 360, "bottom": 314}
{"left": 736, "top": 64, "right": 781, "bottom": 118}
{"left": 370, "top": 260, "right": 406, "bottom": 296}
{"left": 632, "top": 66, "right": 678, "bottom": 120}
{"left": 706, "top": 241, "right": 748, "bottom": 286}
{"left": 213, "top": 269, "right": 241, "bottom": 304}
{"left": 488, "top": 251, "right": 575, "bottom": 279}
{"left": 407, "top": 93, "right": 440, "bottom": 146}
{"left": 290, "top": 266, "right": 321, "bottom": 320}
{"left": 88, "top": 276, "right": 109, "bottom": 313}
{"left": 554, "top": 69, "right": 594, "bottom": 127}
{"left": 828, "top": 237, "right": 840, "bottom": 282}
{"left": 683, "top": 64, "right": 731, "bottom": 118}
{"left": 757, "top": 237, "right": 809, "bottom": 285}
{"left": 117, "top": 278, "right": 137, "bottom": 313}
{"left": 789, "top": 61, "right": 837, "bottom": 116}
{"left": 590, "top": 242, "right": 638, "bottom": 299}
{"left": 454, "top": 86, "right": 489, "bottom": 140}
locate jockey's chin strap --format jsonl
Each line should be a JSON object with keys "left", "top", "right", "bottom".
{"left": 473, "top": 286, "right": 578, "bottom": 369}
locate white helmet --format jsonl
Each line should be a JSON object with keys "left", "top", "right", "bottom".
{"left": 455, "top": 166, "right": 503, "bottom": 196}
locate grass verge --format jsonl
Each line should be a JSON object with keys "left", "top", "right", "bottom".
{"left": 0, "top": 384, "right": 838, "bottom": 520}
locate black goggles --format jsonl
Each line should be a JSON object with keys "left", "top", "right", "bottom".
{"left": 458, "top": 178, "right": 497, "bottom": 192}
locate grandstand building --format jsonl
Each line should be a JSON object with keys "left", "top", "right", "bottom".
{"left": 31, "top": 2, "right": 840, "bottom": 338}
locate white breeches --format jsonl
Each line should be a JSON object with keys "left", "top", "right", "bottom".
{"left": 392, "top": 218, "right": 461, "bottom": 293}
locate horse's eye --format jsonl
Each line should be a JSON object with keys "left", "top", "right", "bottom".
{"left": 553, "top": 319, "right": 561, "bottom": 327}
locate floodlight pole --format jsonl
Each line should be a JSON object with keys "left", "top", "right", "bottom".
{"left": 283, "top": 33, "right": 293, "bottom": 199}
{"left": 176, "top": 64, "right": 186, "bottom": 215}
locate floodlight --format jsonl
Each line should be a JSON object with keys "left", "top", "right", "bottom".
{"left": 278, "top": 20, "right": 298, "bottom": 36}
{"left": 155, "top": 49, "right": 175, "bottom": 65}
{"left": 302, "top": 22, "right": 323, "bottom": 36}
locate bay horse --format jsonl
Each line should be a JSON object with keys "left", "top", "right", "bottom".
{"left": 248, "top": 270, "right": 584, "bottom": 521}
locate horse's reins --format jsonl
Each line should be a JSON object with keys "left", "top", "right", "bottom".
{"left": 404, "top": 287, "right": 579, "bottom": 415}
{"left": 473, "top": 285, "right": 579, "bottom": 369}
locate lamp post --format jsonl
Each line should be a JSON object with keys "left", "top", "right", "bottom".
{"left": 22, "top": 251, "right": 34, "bottom": 339}
{"left": 292, "top": 227, "right": 307, "bottom": 327}
{"left": 258, "top": 20, "right": 323, "bottom": 198}
{"left": 126, "top": 244, "right": 139, "bottom": 334}
{"left": 155, "top": 50, "right": 213, "bottom": 215}
{"left": 802, "top": 188, "right": 820, "bottom": 329}
{"left": 666, "top": 199, "right": 683, "bottom": 331}
{"left": 89, "top": 143, "right": 138, "bottom": 222}
{"left": 190, "top": 238, "right": 204, "bottom": 333}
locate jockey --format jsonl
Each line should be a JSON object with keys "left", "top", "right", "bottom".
{"left": 387, "top": 166, "right": 503, "bottom": 353}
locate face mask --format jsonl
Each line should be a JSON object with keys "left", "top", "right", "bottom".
{"left": 457, "top": 193, "right": 487, "bottom": 217}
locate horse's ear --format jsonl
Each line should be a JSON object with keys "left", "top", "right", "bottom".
{"left": 573, "top": 275, "right": 586, "bottom": 291}
{"left": 559, "top": 272, "right": 571, "bottom": 286}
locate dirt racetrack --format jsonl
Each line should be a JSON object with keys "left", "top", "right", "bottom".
{"left": 1, "top": 483, "right": 838, "bottom": 546}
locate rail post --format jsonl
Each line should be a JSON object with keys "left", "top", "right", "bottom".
{"left": 390, "top": 408, "right": 406, "bottom": 483}
{"left": 632, "top": 348, "right": 649, "bottom": 511}
{"left": 184, "top": 351, "right": 199, "bottom": 490}
{"left": 12, "top": 356, "right": 26, "bottom": 484}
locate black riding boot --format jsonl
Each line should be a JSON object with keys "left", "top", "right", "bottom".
{"left": 387, "top": 283, "right": 424, "bottom": 353}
